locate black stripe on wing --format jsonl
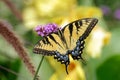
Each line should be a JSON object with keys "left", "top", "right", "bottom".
{"left": 68, "top": 23, "right": 73, "bottom": 36}
{"left": 48, "top": 34, "right": 64, "bottom": 49}
{"left": 74, "top": 20, "right": 82, "bottom": 34}
{"left": 33, "top": 48, "right": 55, "bottom": 56}
{"left": 82, "top": 18, "right": 98, "bottom": 39}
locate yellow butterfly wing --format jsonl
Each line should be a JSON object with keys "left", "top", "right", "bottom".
{"left": 62, "top": 18, "right": 98, "bottom": 50}
{"left": 33, "top": 30, "right": 67, "bottom": 55}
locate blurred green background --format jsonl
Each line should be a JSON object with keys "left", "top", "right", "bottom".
{"left": 0, "top": 0, "right": 120, "bottom": 80}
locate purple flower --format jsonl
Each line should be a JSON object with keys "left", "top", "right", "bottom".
{"left": 35, "top": 23, "right": 60, "bottom": 37}
{"left": 114, "top": 8, "right": 120, "bottom": 20}
{"left": 100, "top": 5, "right": 111, "bottom": 15}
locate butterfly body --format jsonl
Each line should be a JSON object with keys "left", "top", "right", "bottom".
{"left": 33, "top": 18, "right": 98, "bottom": 74}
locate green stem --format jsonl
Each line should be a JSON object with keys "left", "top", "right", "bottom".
{"left": 33, "top": 56, "right": 44, "bottom": 80}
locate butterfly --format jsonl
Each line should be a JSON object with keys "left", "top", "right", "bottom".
{"left": 33, "top": 18, "right": 98, "bottom": 74}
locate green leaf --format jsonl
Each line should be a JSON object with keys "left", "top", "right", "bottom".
{"left": 96, "top": 55, "right": 120, "bottom": 80}
{"left": 0, "top": 59, "right": 21, "bottom": 80}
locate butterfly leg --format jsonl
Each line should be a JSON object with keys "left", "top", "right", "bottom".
{"left": 54, "top": 51, "right": 70, "bottom": 74}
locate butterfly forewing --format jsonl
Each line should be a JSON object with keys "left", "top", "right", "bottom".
{"left": 62, "top": 18, "right": 97, "bottom": 50}
{"left": 33, "top": 31, "right": 68, "bottom": 55}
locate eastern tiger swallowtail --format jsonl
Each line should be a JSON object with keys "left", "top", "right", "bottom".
{"left": 33, "top": 18, "right": 98, "bottom": 74}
